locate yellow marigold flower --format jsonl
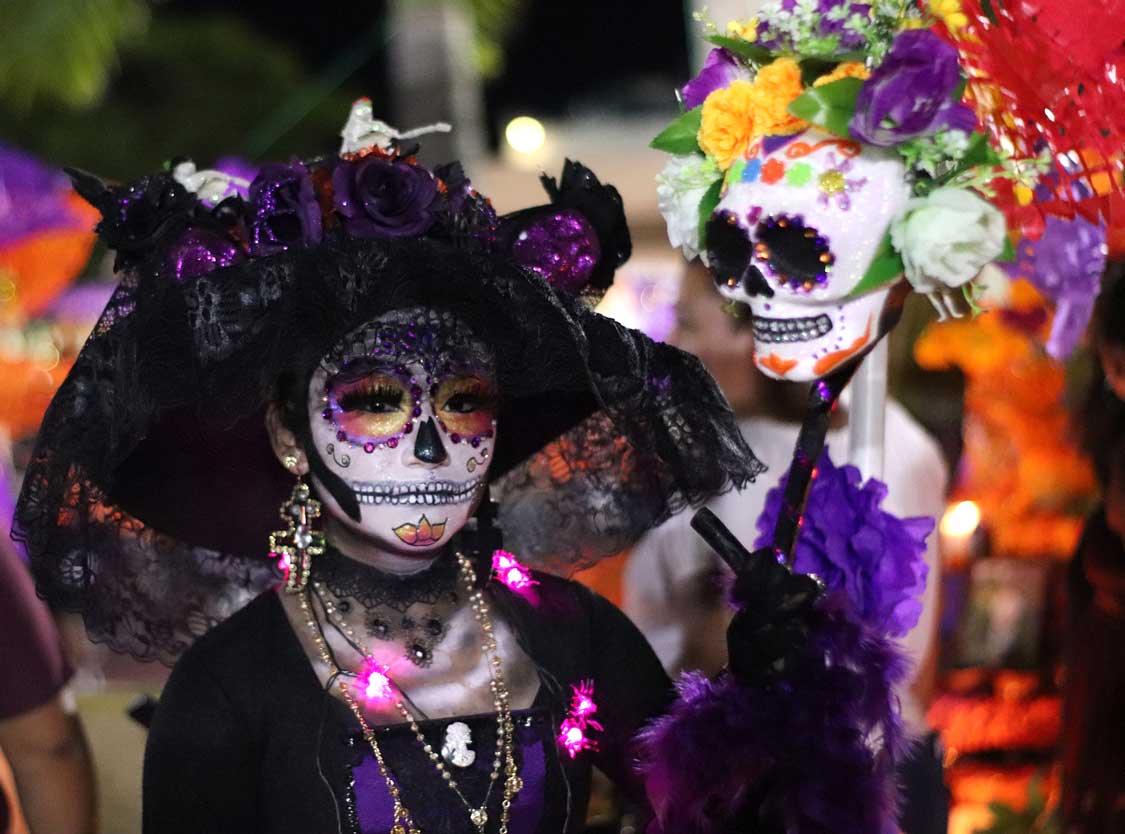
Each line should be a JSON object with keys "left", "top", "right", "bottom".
{"left": 813, "top": 61, "right": 871, "bottom": 88}
{"left": 726, "top": 17, "right": 759, "bottom": 42}
{"left": 929, "top": 0, "right": 968, "bottom": 31}
{"left": 749, "top": 58, "right": 809, "bottom": 137}
{"left": 699, "top": 81, "right": 757, "bottom": 170}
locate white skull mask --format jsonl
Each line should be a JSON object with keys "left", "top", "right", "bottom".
{"left": 708, "top": 127, "right": 910, "bottom": 381}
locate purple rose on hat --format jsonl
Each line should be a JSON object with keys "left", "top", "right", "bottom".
{"left": 755, "top": 447, "right": 932, "bottom": 638}
{"left": 849, "top": 30, "right": 977, "bottom": 146}
{"left": 332, "top": 157, "right": 439, "bottom": 238}
{"left": 247, "top": 162, "right": 323, "bottom": 256}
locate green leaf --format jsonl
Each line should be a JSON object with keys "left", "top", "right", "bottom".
{"left": 996, "top": 233, "right": 1017, "bottom": 262}
{"left": 848, "top": 233, "right": 904, "bottom": 297}
{"left": 787, "top": 77, "right": 863, "bottom": 139}
{"left": 697, "top": 178, "right": 724, "bottom": 252}
{"left": 651, "top": 106, "right": 704, "bottom": 155}
{"left": 704, "top": 34, "right": 774, "bottom": 65}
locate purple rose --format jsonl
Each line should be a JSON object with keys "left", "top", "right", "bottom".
{"left": 332, "top": 157, "right": 439, "bottom": 239}
{"left": 850, "top": 30, "right": 976, "bottom": 146}
{"left": 247, "top": 162, "right": 322, "bottom": 256}
{"left": 681, "top": 48, "right": 749, "bottom": 110}
{"left": 755, "top": 447, "right": 932, "bottom": 638}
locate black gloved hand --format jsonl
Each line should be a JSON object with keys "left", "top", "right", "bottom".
{"left": 691, "top": 509, "right": 824, "bottom": 686}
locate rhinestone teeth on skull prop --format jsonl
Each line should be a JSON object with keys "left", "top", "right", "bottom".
{"left": 708, "top": 129, "right": 910, "bottom": 381}
{"left": 308, "top": 308, "right": 498, "bottom": 556}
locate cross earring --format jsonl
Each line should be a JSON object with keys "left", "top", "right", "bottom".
{"left": 269, "top": 454, "right": 325, "bottom": 593}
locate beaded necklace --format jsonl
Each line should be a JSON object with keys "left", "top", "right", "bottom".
{"left": 299, "top": 552, "right": 521, "bottom": 833}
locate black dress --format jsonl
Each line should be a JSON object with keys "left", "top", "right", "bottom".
{"left": 143, "top": 573, "right": 673, "bottom": 834}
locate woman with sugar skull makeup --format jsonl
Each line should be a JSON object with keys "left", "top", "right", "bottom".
{"left": 11, "top": 100, "right": 846, "bottom": 834}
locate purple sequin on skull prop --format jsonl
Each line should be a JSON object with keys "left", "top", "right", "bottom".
{"left": 510, "top": 209, "right": 601, "bottom": 293}
{"left": 165, "top": 227, "right": 243, "bottom": 282}
{"left": 753, "top": 213, "right": 835, "bottom": 293}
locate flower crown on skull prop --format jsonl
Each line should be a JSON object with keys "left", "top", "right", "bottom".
{"left": 66, "top": 98, "right": 631, "bottom": 302}
{"left": 654, "top": 0, "right": 1048, "bottom": 381}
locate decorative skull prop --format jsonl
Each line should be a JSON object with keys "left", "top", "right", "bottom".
{"left": 707, "top": 127, "right": 910, "bottom": 381}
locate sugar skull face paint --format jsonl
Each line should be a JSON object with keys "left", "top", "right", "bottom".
{"left": 307, "top": 309, "right": 498, "bottom": 557}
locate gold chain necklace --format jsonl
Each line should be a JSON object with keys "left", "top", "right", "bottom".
{"left": 299, "top": 551, "right": 522, "bottom": 833}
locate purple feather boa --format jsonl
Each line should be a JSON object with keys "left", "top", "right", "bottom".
{"left": 636, "top": 593, "right": 911, "bottom": 834}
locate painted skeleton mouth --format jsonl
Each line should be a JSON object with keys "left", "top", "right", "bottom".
{"left": 751, "top": 314, "right": 833, "bottom": 343}
{"left": 350, "top": 476, "right": 486, "bottom": 506}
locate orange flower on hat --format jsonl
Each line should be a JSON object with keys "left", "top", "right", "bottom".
{"left": 699, "top": 80, "right": 758, "bottom": 170}
{"left": 749, "top": 58, "right": 809, "bottom": 136}
{"left": 813, "top": 61, "right": 871, "bottom": 87}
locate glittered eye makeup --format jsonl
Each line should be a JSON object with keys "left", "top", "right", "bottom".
{"left": 434, "top": 377, "right": 497, "bottom": 446}
{"left": 324, "top": 369, "right": 496, "bottom": 453}
{"left": 327, "top": 373, "right": 419, "bottom": 449}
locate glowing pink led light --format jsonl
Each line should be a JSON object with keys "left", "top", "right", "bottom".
{"left": 492, "top": 549, "right": 537, "bottom": 592}
{"left": 360, "top": 662, "right": 394, "bottom": 702}
{"left": 270, "top": 551, "right": 292, "bottom": 583}
{"left": 558, "top": 717, "right": 596, "bottom": 758}
{"left": 569, "top": 680, "right": 597, "bottom": 719}
{"left": 557, "top": 679, "right": 602, "bottom": 758}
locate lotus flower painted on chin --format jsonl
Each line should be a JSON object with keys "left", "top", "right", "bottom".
{"left": 392, "top": 514, "right": 447, "bottom": 546}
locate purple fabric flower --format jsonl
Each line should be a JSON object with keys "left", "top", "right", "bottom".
{"left": 247, "top": 162, "right": 322, "bottom": 256}
{"left": 1008, "top": 216, "right": 1107, "bottom": 360}
{"left": 850, "top": 30, "right": 975, "bottom": 146}
{"left": 332, "top": 157, "right": 438, "bottom": 239}
{"left": 754, "top": 447, "right": 932, "bottom": 637}
{"left": 681, "top": 49, "right": 747, "bottom": 110}
{"left": 213, "top": 156, "right": 259, "bottom": 199}
{"left": 164, "top": 227, "right": 243, "bottom": 282}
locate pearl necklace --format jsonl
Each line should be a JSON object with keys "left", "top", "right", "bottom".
{"left": 299, "top": 552, "right": 521, "bottom": 833}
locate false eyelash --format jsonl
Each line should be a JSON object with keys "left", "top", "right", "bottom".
{"left": 335, "top": 384, "right": 405, "bottom": 413}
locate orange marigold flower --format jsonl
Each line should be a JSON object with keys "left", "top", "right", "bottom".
{"left": 749, "top": 58, "right": 809, "bottom": 136}
{"left": 699, "top": 80, "right": 757, "bottom": 170}
{"left": 813, "top": 61, "right": 871, "bottom": 87}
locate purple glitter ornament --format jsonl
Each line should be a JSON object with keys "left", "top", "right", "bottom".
{"left": 510, "top": 209, "right": 601, "bottom": 293}
{"left": 165, "top": 227, "right": 243, "bottom": 282}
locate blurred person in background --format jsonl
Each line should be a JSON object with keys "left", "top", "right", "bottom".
{"left": 1063, "top": 260, "right": 1125, "bottom": 834}
{"left": 0, "top": 523, "right": 97, "bottom": 834}
{"left": 624, "top": 261, "right": 951, "bottom": 834}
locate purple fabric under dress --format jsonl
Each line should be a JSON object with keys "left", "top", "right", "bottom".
{"left": 352, "top": 709, "right": 547, "bottom": 833}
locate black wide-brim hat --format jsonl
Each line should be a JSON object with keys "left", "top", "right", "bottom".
{"left": 15, "top": 146, "right": 762, "bottom": 664}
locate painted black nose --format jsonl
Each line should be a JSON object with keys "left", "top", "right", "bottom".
{"left": 413, "top": 417, "right": 448, "bottom": 464}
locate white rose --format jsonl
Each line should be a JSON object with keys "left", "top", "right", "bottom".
{"left": 656, "top": 155, "right": 721, "bottom": 262}
{"left": 890, "top": 186, "right": 1007, "bottom": 294}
